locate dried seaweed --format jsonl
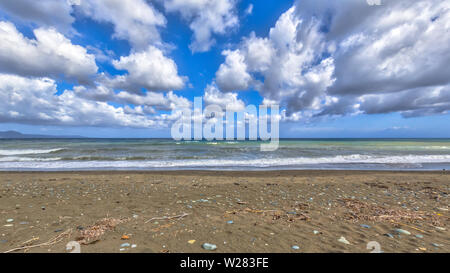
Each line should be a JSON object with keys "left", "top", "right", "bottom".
{"left": 338, "top": 198, "right": 444, "bottom": 226}
{"left": 76, "top": 217, "right": 128, "bottom": 245}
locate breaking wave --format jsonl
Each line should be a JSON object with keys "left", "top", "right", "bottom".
{"left": 0, "top": 148, "right": 64, "bottom": 156}
{"left": 0, "top": 154, "right": 449, "bottom": 170}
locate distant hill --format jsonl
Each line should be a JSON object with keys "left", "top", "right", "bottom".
{"left": 0, "top": 130, "right": 85, "bottom": 139}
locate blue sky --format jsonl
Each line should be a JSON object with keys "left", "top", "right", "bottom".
{"left": 0, "top": 0, "right": 449, "bottom": 138}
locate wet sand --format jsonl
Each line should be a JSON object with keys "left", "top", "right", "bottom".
{"left": 0, "top": 170, "right": 448, "bottom": 253}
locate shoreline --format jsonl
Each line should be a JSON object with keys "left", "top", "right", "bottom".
{"left": 1, "top": 170, "right": 448, "bottom": 253}
{"left": 0, "top": 169, "right": 447, "bottom": 175}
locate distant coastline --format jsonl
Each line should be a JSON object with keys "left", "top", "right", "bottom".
{"left": 0, "top": 130, "right": 85, "bottom": 139}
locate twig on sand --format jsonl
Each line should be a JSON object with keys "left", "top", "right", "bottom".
{"left": 3, "top": 229, "right": 72, "bottom": 253}
{"left": 224, "top": 208, "right": 309, "bottom": 222}
{"left": 390, "top": 221, "right": 429, "bottom": 234}
{"left": 20, "top": 237, "right": 40, "bottom": 247}
{"left": 145, "top": 213, "right": 189, "bottom": 224}
{"left": 225, "top": 208, "right": 282, "bottom": 214}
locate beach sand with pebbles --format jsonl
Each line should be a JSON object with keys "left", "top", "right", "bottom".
{"left": 0, "top": 170, "right": 448, "bottom": 253}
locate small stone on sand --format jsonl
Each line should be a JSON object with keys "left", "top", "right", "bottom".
{"left": 338, "top": 236, "right": 350, "bottom": 245}
{"left": 202, "top": 243, "right": 217, "bottom": 250}
{"left": 394, "top": 228, "right": 411, "bottom": 235}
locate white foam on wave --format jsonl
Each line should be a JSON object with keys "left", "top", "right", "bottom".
{"left": 0, "top": 148, "right": 64, "bottom": 156}
{"left": 0, "top": 157, "right": 62, "bottom": 162}
{"left": 0, "top": 154, "right": 449, "bottom": 170}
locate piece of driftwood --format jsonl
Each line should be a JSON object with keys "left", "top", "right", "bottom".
{"left": 4, "top": 229, "right": 72, "bottom": 253}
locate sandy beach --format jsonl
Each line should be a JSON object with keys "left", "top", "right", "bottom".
{"left": 0, "top": 170, "right": 448, "bottom": 253}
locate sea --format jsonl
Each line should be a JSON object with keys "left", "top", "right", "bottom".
{"left": 0, "top": 138, "right": 449, "bottom": 171}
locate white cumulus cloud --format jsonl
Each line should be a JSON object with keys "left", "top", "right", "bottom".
{"left": 163, "top": 0, "right": 239, "bottom": 52}
{"left": 214, "top": 0, "right": 450, "bottom": 121}
{"left": 216, "top": 49, "right": 252, "bottom": 92}
{"left": 0, "top": 21, "right": 98, "bottom": 83}
{"left": 76, "top": 0, "right": 166, "bottom": 50}
{"left": 204, "top": 83, "right": 245, "bottom": 112}
{"left": 0, "top": 0, "right": 75, "bottom": 33}
{"left": 105, "top": 46, "right": 187, "bottom": 93}
{"left": 0, "top": 74, "right": 157, "bottom": 127}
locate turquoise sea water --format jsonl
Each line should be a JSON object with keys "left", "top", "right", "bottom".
{"left": 0, "top": 138, "right": 449, "bottom": 171}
